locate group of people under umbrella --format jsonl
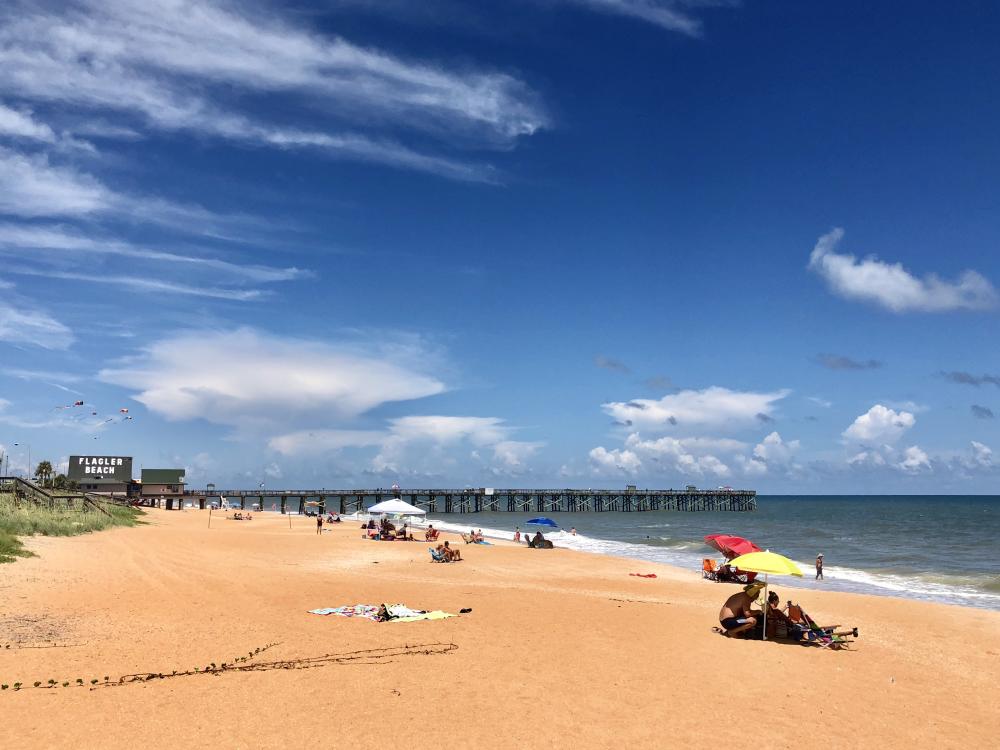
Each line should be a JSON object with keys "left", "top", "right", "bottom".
{"left": 704, "top": 533, "right": 858, "bottom": 647}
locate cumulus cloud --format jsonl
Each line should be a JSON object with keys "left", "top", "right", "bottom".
{"left": 971, "top": 404, "right": 995, "bottom": 419}
{"left": 808, "top": 228, "right": 998, "bottom": 312}
{"left": 752, "top": 431, "right": 800, "bottom": 464}
{"left": 843, "top": 405, "right": 915, "bottom": 443}
{"left": 814, "top": 353, "right": 883, "bottom": 371}
{"left": 897, "top": 445, "right": 931, "bottom": 473}
{"left": 588, "top": 446, "right": 642, "bottom": 474}
{"left": 99, "top": 328, "right": 445, "bottom": 430}
{"left": 966, "top": 441, "right": 994, "bottom": 469}
{"left": 602, "top": 386, "right": 789, "bottom": 432}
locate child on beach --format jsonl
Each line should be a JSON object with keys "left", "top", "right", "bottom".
{"left": 816, "top": 553, "right": 824, "bottom": 580}
{"left": 513, "top": 526, "right": 521, "bottom": 542}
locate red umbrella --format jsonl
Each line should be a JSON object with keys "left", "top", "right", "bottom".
{"left": 704, "top": 533, "right": 762, "bottom": 560}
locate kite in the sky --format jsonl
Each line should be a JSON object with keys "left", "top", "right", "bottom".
{"left": 55, "top": 400, "right": 86, "bottom": 410}
{"left": 119, "top": 408, "right": 129, "bottom": 414}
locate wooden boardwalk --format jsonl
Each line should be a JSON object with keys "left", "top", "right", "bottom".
{"left": 182, "top": 487, "right": 757, "bottom": 514}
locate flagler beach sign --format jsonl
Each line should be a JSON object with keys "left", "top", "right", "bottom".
{"left": 67, "top": 455, "right": 133, "bottom": 481}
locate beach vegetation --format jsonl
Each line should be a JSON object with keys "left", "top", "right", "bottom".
{"left": 0, "top": 493, "right": 142, "bottom": 564}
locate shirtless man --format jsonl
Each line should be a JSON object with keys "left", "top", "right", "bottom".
{"left": 719, "top": 582, "right": 765, "bottom": 638}
{"left": 438, "top": 541, "right": 462, "bottom": 561}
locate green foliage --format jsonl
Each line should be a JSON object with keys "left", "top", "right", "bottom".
{"left": 0, "top": 493, "right": 142, "bottom": 564}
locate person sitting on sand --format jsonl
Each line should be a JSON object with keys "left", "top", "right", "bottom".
{"left": 438, "top": 541, "right": 462, "bottom": 561}
{"left": 718, "top": 582, "right": 765, "bottom": 638}
{"left": 531, "top": 531, "right": 545, "bottom": 547}
{"left": 765, "top": 590, "right": 792, "bottom": 639}
{"left": 425, "top": 525, "right": 439, "bottom": 541}
{"left": 474, "top": 529, "right": 484, "bottom": 542}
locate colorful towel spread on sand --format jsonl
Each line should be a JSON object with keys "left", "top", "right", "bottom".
{"left": 473, "top": 540, "right": 493, "bottom": 545}
{"left": 629, "top": 573, "right": 657, "bottom": 578}
{"left": 308, "top": 605, "right": 380, "bottom": 621}
{"left": 308, "top": 603, "right": 455, "bottom": 623}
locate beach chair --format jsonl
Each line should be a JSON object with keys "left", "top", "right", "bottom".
{"left": 429, "top": 547, "right": 449, "bottom": 563}
{"left": 787, "top": 604, "right": 857, "bottom": 649}
{"left": 425, "top": 529, "right": 440, "bottom": 541}
{"left": 702, "top": 558, "right": 719, "bottom": 581}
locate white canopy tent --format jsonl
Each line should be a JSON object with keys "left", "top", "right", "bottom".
{"left": 367, "top": 498, "right": 426, "bottom": 516}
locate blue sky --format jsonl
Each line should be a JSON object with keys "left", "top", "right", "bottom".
{"left": 1, "top": 0, "right": 998, "bottom": 492}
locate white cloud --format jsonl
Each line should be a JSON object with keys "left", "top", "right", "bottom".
{"left": 0, "top": 146, "right": 108, "bottom": 217}
{"left": 99, "top": 328, "right": 445, "bottom": 429}
{"left": 0, "top": 224, "right": 308, "bottom": 283}
{"left": 843, "top": 404, "right": 915, "bottom": 443}
{"left": 0, "top": 0, "right": 546, "bottom": 178}
{"left": 492, "top": 440, "right": 545, "bottom": 468}
{"left": 10, "top": 267, "right": 268, "bottom": 301}
{"left": 268, "top": 429, "right": 385, "bottom": 456}
{"left": 848, "top": 449, "right": 887, "bottom": 468}
{"left": 897, "top": 445, "right": 931, "bottom": 473}
{"left": 0, "top": 103, "right": 56, "bottom": 142}
{"left": 752, "top": 431, "right": 800, "bottom": 466}
{"left": 966, "top": 441, "right": 994, "bottom": 469}
{"left": 603, "top": 386, "right": 789, "bottom": 432}
{"left": 0, "top": 299, "right": 75, "bottom": 349}
{"left": 808, "top": 228, "right": 998, "bottom": 312}
{"left": 559, "top": 1, "right": 723, "bottom": 36}
{"left": 588, "top": 446, "right": 642, "bottom": 474}
{"left": 807, "top": 396, "right": 832, "bottom": 408}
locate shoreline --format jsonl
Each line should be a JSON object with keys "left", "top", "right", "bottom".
{"left": 2, "top": 508, "right": 997, "bottom": 748}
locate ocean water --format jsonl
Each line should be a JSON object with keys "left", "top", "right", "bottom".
{"left": 235, "top": 494, "right": 998, "bottom": 610}
{"left": 412, "top": 496, "right": 1000, "bottom": 611}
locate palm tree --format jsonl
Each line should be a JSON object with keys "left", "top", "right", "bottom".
{"left": 35, "top": 460, "right": 53, "bottom": 487}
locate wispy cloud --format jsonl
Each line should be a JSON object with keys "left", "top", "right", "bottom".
{"left": 0, "top": 224, "right": 309, "bottom": 284}
{"left": 1, "top": 367, "right": 83, "bottom": 383}
{"left": 8, "top": 267, "right": 268, "bottom": 301}
{"left": 808, "top": 228, "right": 998, "bottom": 312}
{"left": 0, "top": 0, "right": 546, "bottom": 178}
{"left": 558, "top": 1, "right": 736, "bottom": 37}
{"left": 814, "top": 353, "right": 883, "bottom": 371}
{"left": 0, "top": 103, "right": 56, "bottom": 142}
{"left": 940, "top": 371, "right": 1000, "bottom": 388}
{"left": 0, "top": 298, "right": 74, "bottom": 349}
{"left": 594, "top": 355, "right": 630, "bottom": 374}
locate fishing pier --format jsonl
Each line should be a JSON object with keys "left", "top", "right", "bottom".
{"left": 182, "top": 486, "right": 757, "bottom": 514}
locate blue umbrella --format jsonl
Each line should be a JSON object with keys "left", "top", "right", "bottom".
{"left": 526, "top": 517, "right": 558, "bottom": 528}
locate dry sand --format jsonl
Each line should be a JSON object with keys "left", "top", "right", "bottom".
{"left": 1, "top": 508, "right": 998, "bottom": 749}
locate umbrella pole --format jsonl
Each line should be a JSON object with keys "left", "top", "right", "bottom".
{"left": 762, "top": 573, "right": 768, "bottom": 642}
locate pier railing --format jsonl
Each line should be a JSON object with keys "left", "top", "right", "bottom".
{"left": 181, "top": 487, "right": 757, "bottom": 514}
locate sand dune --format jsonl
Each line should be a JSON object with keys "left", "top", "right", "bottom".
{"left": 1, "top": 509, "right": 997, "bottom": 748}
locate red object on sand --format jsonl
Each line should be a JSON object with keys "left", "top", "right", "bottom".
{"left": 704, "top": 534, "right": 762, "bottom": 560}
{"left": 629, "top": 573, "right": 657, "bottom": 578}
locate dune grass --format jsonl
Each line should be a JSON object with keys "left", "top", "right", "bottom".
{"left": 0, "top": 493, "right": 142, "bottom": 563}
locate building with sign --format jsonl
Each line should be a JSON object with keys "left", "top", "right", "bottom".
{"left": 68, "top": 455, "right": 135, "bottom": 494}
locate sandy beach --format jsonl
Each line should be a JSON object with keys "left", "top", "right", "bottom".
{"left": 1, "top": 509, "right": 997, "bottom": 749}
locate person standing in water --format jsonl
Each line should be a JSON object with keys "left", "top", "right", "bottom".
{"left": 815, "top": 553, "right": 824, "bottom": 580}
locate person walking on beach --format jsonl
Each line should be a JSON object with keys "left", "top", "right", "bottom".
{"left": 815, "top": 553, "right": 824, "bottom": 580}
{"left": 316, "top": 514, "right": 323, "bottom": 535}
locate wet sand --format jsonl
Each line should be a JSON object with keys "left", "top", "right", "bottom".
{"left": 1, "top": 508, "right": 997, "bottom": 748}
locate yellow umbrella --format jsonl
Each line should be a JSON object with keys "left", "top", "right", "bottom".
{"left": 726, "top": 550, "right": 803, "bottom": 641}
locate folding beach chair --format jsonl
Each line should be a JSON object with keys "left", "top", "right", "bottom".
{"left": 702, "top": 558, "right": 719, "bottom": 581}
{"left": 429, "top": 547, "right": 449, "bottom": 563}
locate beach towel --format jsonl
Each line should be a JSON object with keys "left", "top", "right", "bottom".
{"left": 308, "top": 603, "right": 455, "bottom": 623}
{"left": 473, "top": 540, "right": 493, "bottom": 545}
{"left": 308, "top": 605, "right": 381, "bottom": 621}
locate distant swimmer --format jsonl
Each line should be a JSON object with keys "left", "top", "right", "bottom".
{"left": 816, "top": 553, "right": 824, "bottom": 580}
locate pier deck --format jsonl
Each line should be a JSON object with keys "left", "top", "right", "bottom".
{"left": 181, "top": 487, "right": 757, "bottom": 513}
